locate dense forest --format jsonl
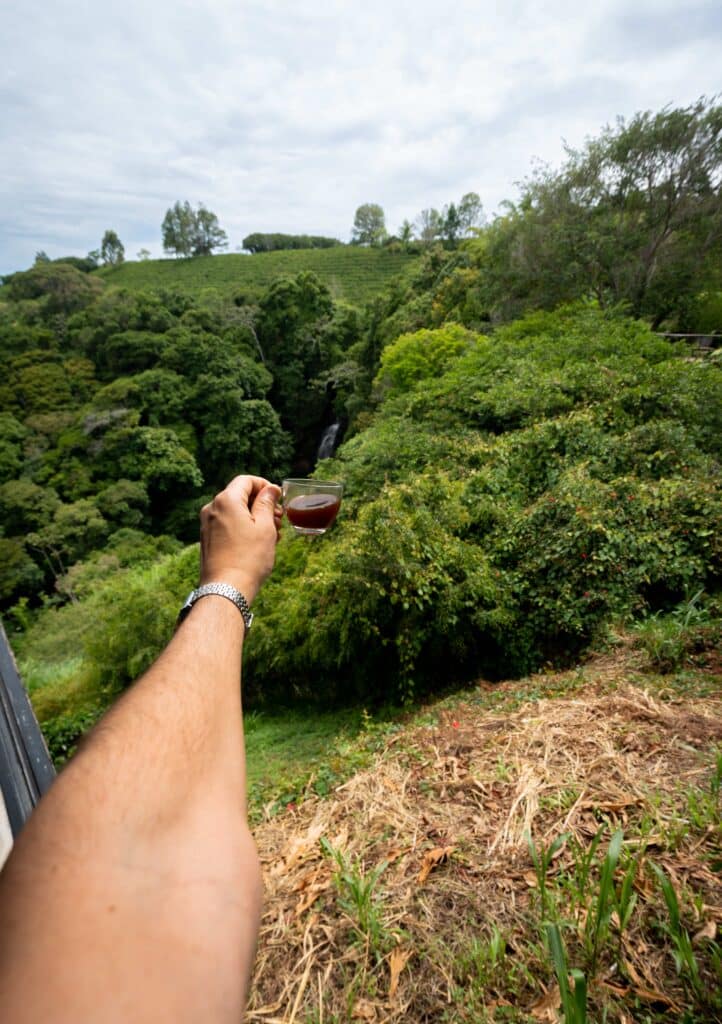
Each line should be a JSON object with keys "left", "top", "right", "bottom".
{"left": 1, "top": 98, "right": 720, "bottom": 761}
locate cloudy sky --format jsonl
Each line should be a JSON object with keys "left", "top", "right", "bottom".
{"left": 1, "top": 0, "right": 720, "bottom": 274}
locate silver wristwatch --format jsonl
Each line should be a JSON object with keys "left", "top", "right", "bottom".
{"left": 177, "top": 582, "right": 254, "bottom": 632}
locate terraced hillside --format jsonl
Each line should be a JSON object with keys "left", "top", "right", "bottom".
{"left": 95, "top": 246, "right": 417, "bottom": 306}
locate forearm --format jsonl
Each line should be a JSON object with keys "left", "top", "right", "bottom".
{"left": 0, "top": 596, "right": 261, "bottom": 1022}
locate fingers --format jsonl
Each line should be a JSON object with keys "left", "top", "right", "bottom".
{"left": 250, "top": 484, "right": 282, "bottom": 533}
{"left": 222, "top": 475, "right": 275, "bottom": 510}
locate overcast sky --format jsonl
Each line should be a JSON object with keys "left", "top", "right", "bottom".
{"left": 1, "top": 0, "right": 720, "bottom": 274}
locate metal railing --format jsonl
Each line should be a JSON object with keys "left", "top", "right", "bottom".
{"left": 0, "top": 622, "right": 55, "bottom": 839}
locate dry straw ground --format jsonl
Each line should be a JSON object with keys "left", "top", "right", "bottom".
{"left": 248, "top": 648, "right": 722, "bottom": 1023}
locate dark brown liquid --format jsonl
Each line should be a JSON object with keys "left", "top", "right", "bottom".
{"left": 286, "top": 493, "right": 341, "bottom": 530}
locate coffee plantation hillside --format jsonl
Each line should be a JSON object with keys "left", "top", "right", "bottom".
{"left": 93, "top": 246, "right": 417, "bottom": 308}
{"left": 18, "top": 304, "right": 721, "bottom": 754}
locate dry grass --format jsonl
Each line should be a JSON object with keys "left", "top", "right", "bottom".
{"left": 247, "top": 650, "right": 722, "bottom": 1023}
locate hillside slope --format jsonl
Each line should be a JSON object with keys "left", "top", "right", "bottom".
{"left": 248, "top": 644, "right": 722, "bottom": 1023}
{"left": 95, "top": 246, "right": 417, "bottom": 306}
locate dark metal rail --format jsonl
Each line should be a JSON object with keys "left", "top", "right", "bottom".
{"left": 0, "top": 622, "right": 55, "bottom": 838}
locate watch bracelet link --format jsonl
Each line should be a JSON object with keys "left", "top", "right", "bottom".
{"left": 177, "top": 582, "right": 254, "bottom": 632}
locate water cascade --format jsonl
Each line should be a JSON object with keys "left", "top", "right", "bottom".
{"left": 316, "top": 422, "right": 341, "bottom": 461}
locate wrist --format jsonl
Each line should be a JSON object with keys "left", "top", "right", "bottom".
{"left": 200, "top": 571, "right": 259, "bottom": 605}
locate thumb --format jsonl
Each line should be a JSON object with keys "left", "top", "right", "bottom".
{"left": 252, "top": 484, "right": 281, "bottom": 523}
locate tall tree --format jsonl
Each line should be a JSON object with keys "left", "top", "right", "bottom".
{"left": 398, "top": 219, "right": 414, "bottom": 248}
{"left": 100, "top": 230, "right": 125, "bottom": 266}
{"left": 191, "top": 205, "right": 228, "bottom": 256}
{"left": 351, "top": 204, "right": 387, "bottom": 246}
{"left": 483, "top": 98, "right": 722, "bottom": 325}
{"left": 441, "top": 202, "right": 462, "bottom": 244}
{"left": 416, "top": 208, "right": 443, "bottom": 244}
{"left": 458, "top": 192, "right": 484, "bottom": 235}
{"left": 161, "top": 201, "right": 195, "bottom": 257}
{"left": 162, "top": 202, "right": 228, "bottom": 257}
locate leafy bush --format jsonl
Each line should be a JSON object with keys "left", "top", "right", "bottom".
{"left": 18, "top": 303, "right": 722, "bottom": 718}
{"left": 244, "top": 304, "right": 722, "bottom": 701}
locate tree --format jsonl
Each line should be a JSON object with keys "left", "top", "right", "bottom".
{"left": 137, "top": 248, "right": 152, "bottom": 261}
{"left": 482, "top": 98, "right": 722, "bottom": 325}
{"left": 162, "top": 201, "right": 195, "bottom": 257}
{"left": 442, "top": 202, "right": 462, "bottom": 244}
{"left": 100, "top": 230, "right": 125, "bottom": 266}
{"left": 6, "top": 263, "right": 103, "bottom": 315}
{"left": 398, "top": 220, "right": 414, "bottom": 248}
{"left": 416, "top": 208, "right": 443, "bottom": 244}
{"left": 191, "top": 205, "right": 228, "bottom": 256}
{"left": 458, "top": 192, "right": 484, "bottom": 235}
{"left": 375, "top": 323, "right": 477, "bottom": 397}
{"left": 162, "top": 202, "right": 228, "bottom": 257}
{"left": 351, "top": 204, "right": 387, "bottom": 246}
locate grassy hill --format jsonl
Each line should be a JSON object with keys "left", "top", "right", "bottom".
{"left": 95, "top": 246, "right": 417, "bottom": 306}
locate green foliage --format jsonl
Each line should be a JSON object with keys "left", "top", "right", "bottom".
{"left": 481, "top": 97, "right": 722, "bottom": 328}
{"left": 243, "top": 305, "right": 721, "bottom": 702}
{"left": 242, "top": 233, "right": 341, "bottom": 253}
{"left": 320, "top": 837, "right": 391, "bottom": 958}
{"left": 257, "top": 271, "right": 338, "bottom": 458}
{"left": 100, "top": 229, "right": 125, "bottom": 266}
{"left": 6, "top": 262, "right": 104, "bottom": 315}
{"left": 351, "top": 204, "right": 387, "bottom": 246}
{"left": 633, "top": 590, "right": 713, "bottom": 670}
{"left": 91, "top": 369, "right": 190, "bottom": 424}
{"left": 95, "top": 246, "right": 416, "bottom": 308}
{"left": 40, "top": 704, "right": 103, "bottom": 764}
{"left": 0, "top": 479, "right": 60, "bottom": 533}
{"left": 161, "top": 201, "right": 228, "bottom": 257}
{"left": 56, "top": 529, "right": 181, "bottom": 600}
{"left": 0, "top": 414, "right": 27, "bottom": 482}
{"left": 544, "top": 924, "right": 587, "bottom": 1024}
{"left": 101, "top": 426, "right": 202, "bottom": 496}
{"left": 374, "top": 322, "right": 478, "bottom": 396}
{"left": 0, "top": 538, "right": 43, "bottom": 601}
{"left": 650, "top": 862, "right": 705, "bottom": 997}
{"left": 74, "top": 545, "right": 198, "bottom": 690}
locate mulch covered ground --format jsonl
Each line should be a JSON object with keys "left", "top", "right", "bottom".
{"left": 247, "top": 652, "right": 722, "bottom": 1023}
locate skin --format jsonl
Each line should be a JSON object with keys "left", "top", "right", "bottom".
{"left": 0, "top": 474, "right": 283, "bottom": 1023}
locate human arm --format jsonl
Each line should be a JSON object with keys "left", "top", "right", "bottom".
{"left": 0, "top": 475, "right": 282, "bottom": 1023}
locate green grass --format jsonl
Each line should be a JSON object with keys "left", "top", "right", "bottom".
{"left": 94, "top": 247, "right": 417, "bottom": 307}
{"left": 244, "top": 708, "right": 364, "bottom": 810}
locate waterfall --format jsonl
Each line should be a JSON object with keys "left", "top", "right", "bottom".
{"left": 316, "top": 422, "right": 341, "bottom": 461}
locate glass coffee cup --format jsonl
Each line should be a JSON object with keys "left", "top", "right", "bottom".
{"left": 281, "top": 479, "right": 343, "bottom": 536}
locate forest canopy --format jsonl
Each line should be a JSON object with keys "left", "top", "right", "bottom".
{"left": 2, "top": 97, "right": 720, "bottom": 758}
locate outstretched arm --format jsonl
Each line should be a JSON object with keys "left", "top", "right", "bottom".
{"left": 0, "top": 475, "right": 282, "bottom": 1024}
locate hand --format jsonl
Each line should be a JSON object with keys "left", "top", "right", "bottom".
{"left": 200, "top": 475, "right": 282, "bottom": 604}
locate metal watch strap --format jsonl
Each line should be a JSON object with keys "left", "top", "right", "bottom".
{"left": 177, "top": 582, "right": 254, "bottom": 632}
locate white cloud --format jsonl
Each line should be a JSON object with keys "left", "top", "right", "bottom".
{"left": 1, "top": 0, "right": 720, "bottom": 272}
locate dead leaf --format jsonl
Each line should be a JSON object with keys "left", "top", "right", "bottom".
{"left": 529, "top": 983, "right": 561, "bottom": 1020}
{"left": 693, "top": 919, "right": 716, "bottom": 944}
{"left": 600, "top": 981, "right": 630, "bottom": 998}
{"left": 388, "top": 948, "right": 411, "bottom": 999}
{"left": 417, "top": 845, "right": 455, "bottom": 885}
{"left": 523, "top": 871, "right": 538, "bottom": 888}
{"left": 294, "top": 880, "right": 331, "bottom": 917}
{"left": 271, "top": 821, "right": 325, "bottom": 876}
{"left": 351, "top": 998, "right": 377, "bottom": 1020}
{"left": 630, "top": 985, "right": 678, "bottom": 1009}
{"left": 622, "top": 962, "right": 678, "bottom": 1010}
{"left": 384, "top": 846, "right": 409, "bottom": 866}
